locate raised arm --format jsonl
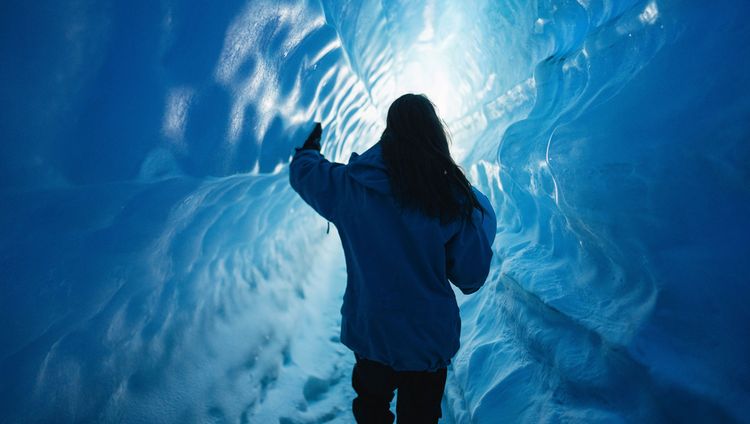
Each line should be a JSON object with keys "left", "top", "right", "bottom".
{"left": 288, "top": 123, "right": 346, "bottom": 222}
{"left": 289, "top": 149, "right": 347, "bottom": 222}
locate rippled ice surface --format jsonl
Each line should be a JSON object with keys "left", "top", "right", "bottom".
{"left": 1, "top": 0, "right": 749, "bottom": 422}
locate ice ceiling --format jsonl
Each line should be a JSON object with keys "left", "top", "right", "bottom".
{"left": 1, "top": 0, "right": 749, "bottom": 422}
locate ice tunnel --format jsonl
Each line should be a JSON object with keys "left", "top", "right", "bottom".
{"left": 1, "top": 0, "right": 749, "bottom": 422}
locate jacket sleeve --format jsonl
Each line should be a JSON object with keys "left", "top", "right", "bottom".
{"left": 289, "top": 148, "right": 347, "bottom": 222}
{"left": 446, "top": 187, "right": 497, "bottom": 294}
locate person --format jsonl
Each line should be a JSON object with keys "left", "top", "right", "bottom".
{"left": 289, "top": 93, "right": 496, "bottom": 423}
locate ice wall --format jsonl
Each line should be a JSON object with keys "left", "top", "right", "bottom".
{"left": 1, "top": 0, "right": 749, "bottom": 423}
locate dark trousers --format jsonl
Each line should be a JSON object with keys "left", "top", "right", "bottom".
{"left": 351, "top": 353, "right": 447, "bottom": 423}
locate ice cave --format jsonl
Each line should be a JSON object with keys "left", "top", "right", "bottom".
{"left": 1, "top": 0, "right": 749, "bottom": 422}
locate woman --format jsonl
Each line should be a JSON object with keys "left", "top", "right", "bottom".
{"left": 289, "top": 93, "right": 496, "bottom": 423}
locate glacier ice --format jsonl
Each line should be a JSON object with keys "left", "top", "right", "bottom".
{"left": 1, "top": 0, "right": 749, "bottom": 422}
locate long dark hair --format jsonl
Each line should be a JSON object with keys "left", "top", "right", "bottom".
{"left": 380, "top": 93, "right": 484, "bottom": 223}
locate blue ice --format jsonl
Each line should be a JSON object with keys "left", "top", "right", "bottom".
{"left": 1, "top": 0, "right": 749, "bottom": 422}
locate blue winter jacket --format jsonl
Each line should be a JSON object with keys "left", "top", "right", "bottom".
{"left": 289, "top": 141, "right": 496, "bottom": 371}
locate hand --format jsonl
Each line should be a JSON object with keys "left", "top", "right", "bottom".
{"left": 300, "top": 122, "right": 322, "bottom": 151}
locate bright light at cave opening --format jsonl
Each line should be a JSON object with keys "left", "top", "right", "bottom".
{"left": 397, "top": 55, "right": 461, "bottom": 121}
{"left": 389, "top": 9, "right": 468, "bottom": 124}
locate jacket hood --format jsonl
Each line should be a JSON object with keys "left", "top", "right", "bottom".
{"left": 347, "top": 142, "right": 391, "bottom": 194}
